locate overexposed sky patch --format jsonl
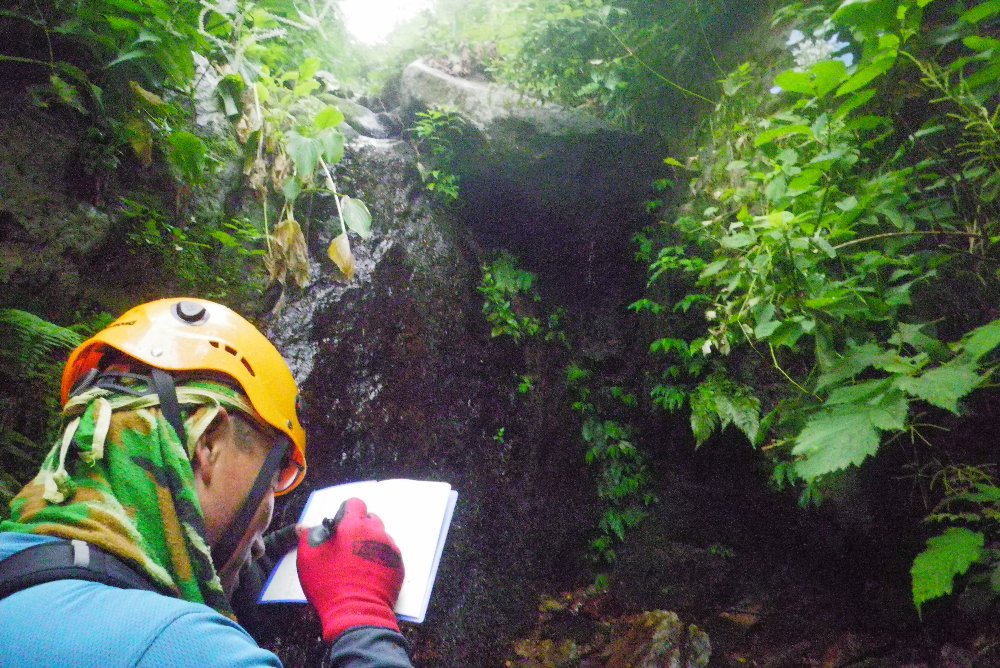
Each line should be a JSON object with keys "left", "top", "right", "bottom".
{"left": 338, "top": 0, "right": 434, "bottom": 45}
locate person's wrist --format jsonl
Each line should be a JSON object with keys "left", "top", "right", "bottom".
{"left": 319, "top": 595, "right": 400, "bottom": 642}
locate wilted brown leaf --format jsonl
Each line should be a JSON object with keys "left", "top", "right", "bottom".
{"left": 246, "top": 157, "right": 268, "bottom": 195}
{"left": 236, "top": 106, "right": 262, "bottom": 144}
{"left": 270, "top": 151, "right": 292, "bottom": 190}
{"left": 266, "top": 214, "right": 311, "bottom": 287}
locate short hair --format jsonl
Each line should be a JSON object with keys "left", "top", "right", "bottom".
{"left": 229, "top": 410, "right": 275, "bottom": 454}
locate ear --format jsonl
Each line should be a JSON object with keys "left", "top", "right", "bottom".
{"left": 192, "top": 407, "right": 234, "bottom": 486}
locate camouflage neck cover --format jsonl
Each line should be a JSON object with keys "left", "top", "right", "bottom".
{"left": 0, "top": 379, "right": 259, "bottom": 617}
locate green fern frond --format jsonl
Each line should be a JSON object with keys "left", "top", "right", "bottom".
{"left": 0, "top": 309, "right": 83, "bottom": 370}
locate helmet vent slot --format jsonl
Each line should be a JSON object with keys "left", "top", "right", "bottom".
{"left": 209, "top": 339, "right": 255, "bottom": 377}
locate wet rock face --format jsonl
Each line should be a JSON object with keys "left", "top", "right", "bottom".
{"left": 265, "top": 137, "right": 601, "bottom": 666}
{"left": 0, "top": 98, "right": 115, "bottom": 316}
{"left": 400, "top": 60, "right": 664, "bottom": 331}
{"left": 261, "top": 64, "right": 669, "bottom": 666}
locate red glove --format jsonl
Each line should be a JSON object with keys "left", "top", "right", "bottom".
{"left": 296, "top": 498, "right": 405, "bottom": 642}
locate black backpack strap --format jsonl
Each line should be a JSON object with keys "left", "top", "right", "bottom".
{"left": 0, "top": 539, "right": 164, "bottom": 602}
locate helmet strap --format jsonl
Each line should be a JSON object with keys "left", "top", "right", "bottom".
{"left": 210, "top": 436, "right": 289, "bottom": 574}
{"left": 150, "top": 368, "right": 187, "bottom": 447}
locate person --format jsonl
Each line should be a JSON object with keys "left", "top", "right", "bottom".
{"left": 0, "top": 297, "right": 414, "bottom": 667}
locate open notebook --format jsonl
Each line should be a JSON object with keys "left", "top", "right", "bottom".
{"left": 258, "top": 479, "right": 458, "bottom": 624}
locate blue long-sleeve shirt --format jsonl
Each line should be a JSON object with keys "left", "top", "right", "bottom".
{"left": 0, "top": 534, "right": 413, "bottom": 668}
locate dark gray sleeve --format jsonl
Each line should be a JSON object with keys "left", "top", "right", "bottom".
{"left": 324, "top": 627, "right": 414, "bottom": 668}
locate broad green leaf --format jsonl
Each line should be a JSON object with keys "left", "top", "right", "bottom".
{"left": 788, "top": 169, "right": 824, "bottom": 193}
{"left": 106, "top": 49, "right": 149, "bottom": 69}
{"left": 837, "top": 56, "right": 897, "bottom": 96}
{"left": 960, "top": 0, "right": 1000, "bottom": 24}
{"left": 209, "top": 230, "right": 238, "bottom": 247}
{"left": 719, "top": 232, "right": 755, "bottom": 249}
{"left": 216, "top": 75, "right": 244, "bottom": 117}
{"left": 327, "top": 232, "right": 355, "bottom": 281}
{"left": 963, "top": 36, "right": 1000, "bottom": 51}
{"left": 282, "top": 175, "right": 302, "bottom": 202}
{"left": 956, "top": 483, "right": 1000, "bottom": 504}
{"left": 663, "top": 157, "right": 684, "bottom": 168}
{"left": 846, "top": 115, "right": 890, "bottom": 132}
{"left": 824, "top": 378, "right": 891, "bottom": 405}
{"left": 894, "top": 323, "right": 950, "bottom": 361}
{"left": 761, "top": 211, "right": 794, "bottom": 228}
{"left": 894, "top": 362, "right": 980, "bottom": 414}
{"left": 764, "top": 175, "right": 787, "bottom": 202}
{"left": 769, "top": 321, "right": 805, "bottom": 349}
{"left": 699, "top": 259, "right": 728, "bottom": 279}
{"left": 286, "top": 131, "right": 320, "bottom": 181}
{"left": 341, "top": 196, "right": 373, "bottom": 239}
{"left": 754, "top": 124, "right": 813, "bottom": 146}
{"left": 772, "top": 71, "right": 815, "bottom": 95}
{"left": 911, "top": 528, "right": 984, "bottom": 611}
{"left": 803, "top": 296, "right": 846, "bottom": 310}
{"left": 133, "top": 29, "right": 162, "bottom": 46}
{"left": 103, "top": 15, "right": 140, "bottom": 34}
{"left": 962, "top": 319, "right": 1000, "bottom": 360}
{"left": 811, "top": 60, "right": 849, "bottom": 98}
{"left": 318, "top": 130, "right": 345, "bottom": 164}
{"left": 166, "top": 131, "right": 207, "bottom": 182}
{"left": 792, "top": 407, "right": 881, "bottom": 479}
{"left": 869, "top": 392, "right": 909, "bottom": 431}
{"left": 103, "top": 0, "right": 148, "bottom": 13}
{"left": 809, "top": 147, "right": 850, "bottom": 165}
{"left": 299, "top": 57, "right": 322, "bottom": 81}
{"left": 815, "top": 343, "right": 894, "bottom": 390}
{"left": 966, "top": 62, "right": 1000, "bottom": 92}
{"left": 713, "top": 387, "right": 761, "bottom": 445}
{"left": 836, "top": 196, "right": 858, "bottom": 211}
{"left": 833, "top": 0, "right": 898, "bottom": 34}
{"left": 49, "top": 74, "right": 87, "bottom": 114}
{"left": 314, "top": 106, "right": 345, "bottom": 130}
{"left": 754, "top": 319, "right": 781, "bottom": 339}
{"left": 793, "top": 390, "right": 905, "bottom": 480}
{"left": 835, "top": 89, "right": 878, "bottom": 120}
{"left": 812, "top": 236, "right": 837, "bottom": 258}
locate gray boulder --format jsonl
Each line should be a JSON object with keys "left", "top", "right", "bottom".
{"left": 399, "top": 60, "right": 665, "bottom": 334}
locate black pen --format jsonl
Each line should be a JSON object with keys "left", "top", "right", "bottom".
{"left": 306, "top": 516, "right": 340, "bottom": 546}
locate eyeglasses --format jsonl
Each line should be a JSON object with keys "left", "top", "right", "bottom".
{"left": 272, "top": 450, "right": 304, "bottom": 494}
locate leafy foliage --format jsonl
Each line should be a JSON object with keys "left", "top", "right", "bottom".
{"left": 408, "top": 107, "right": 465, "bottom": 204}
{"left": 629, "top": 0, "right": 1000, "bottom": 609}
{"left": 568, "top": 366, "right": 654, "bottom": 566}
{"left": 689, "top": 374, "right": 761, "bottom": 447}
{"left": 911, "top": 527, "right": 985, "bottom": 613}
{"left": 478, "top": 256, "right": 544, "bottom": 342}
{"left": 2, "top": 0, "right": 372, "bottom": 294}
{"left": 122, "top": 197, "right": 267, "bottom": 301}
{"left": 0, "top": 309, "right": 85, "bottom": 513}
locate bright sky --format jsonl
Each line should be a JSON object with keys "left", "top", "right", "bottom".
{"left": 338, "top": 0, "right": 434, "bottom": 45}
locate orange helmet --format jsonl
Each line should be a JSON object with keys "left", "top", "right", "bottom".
{"left": 61, "top": 298, "right": 306, "bottom": 495}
